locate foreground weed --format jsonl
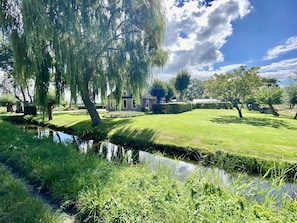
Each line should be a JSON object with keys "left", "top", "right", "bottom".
{"left": 0, "top": 165, "right": 62, "bottom": 223}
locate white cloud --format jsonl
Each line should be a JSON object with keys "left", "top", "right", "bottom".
{"left": 260, "top": 58, "right": 297, "bottom": 81}
{"left": 263, "top": 36, "right": 297, "bottom": 61}
{"left": 156, "top": 0, "right": 252, "bottom": 80}
{"left": 186, "top": 63, "right": 246, "bottom": 80}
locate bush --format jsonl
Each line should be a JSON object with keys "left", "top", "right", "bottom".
{"left": 0, "top": 93, "right": 16, "bottom": 106}
{"left": 192, "top": 102, "right": 232, "bottom": 109}
{"left": 77, "top": 104, "right": 105, "bottom": 109}
{"left": 24, "top": 106, "right": 37, "bottom": 115}
{"left": 152, "top": 102, "right": 192, "bottom": 114}
{"left": 0, "top": 94, "right": 16, "bottom": 112}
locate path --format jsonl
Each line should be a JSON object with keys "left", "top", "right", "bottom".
{"left": 0, "top": 163, "right": 77, "bottom": 223}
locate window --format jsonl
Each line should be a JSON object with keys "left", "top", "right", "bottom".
{"left": 132, "top": 100, "right": 137, "bottom": 109}
{"left": 145, "top": 100, "right": 149, "bottom": 109}
{"left": 123, "top": 99, "right": 127, "bottom": 109}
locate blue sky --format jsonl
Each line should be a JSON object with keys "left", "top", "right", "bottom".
{"left": 155, "top": 0, "right": 297, "bottom": 84}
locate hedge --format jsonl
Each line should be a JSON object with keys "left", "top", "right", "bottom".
{"left": 192, "top": 102, "right": 233, "bottom": 109}
{"left": 24, "top": 106, "right": 37, "bottom": 115}
{"left": 77, "top": 104, "right": 106, "bottom": 109}
{"left": 152, "top": 102, "right": 192, "bottom": 114}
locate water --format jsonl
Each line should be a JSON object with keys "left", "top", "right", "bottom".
{"left": 25, "top": 126, "right": 297, "bottom": 201}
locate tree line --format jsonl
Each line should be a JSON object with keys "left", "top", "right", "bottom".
{"left": 1, "top": 1, "right": 296, "bottom": 123}
{"left": 149, "top": 66, "right": 297, "bottom": 119}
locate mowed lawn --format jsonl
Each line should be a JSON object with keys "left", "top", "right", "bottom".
{"left": 48, "top": 109, "right": 297, "bottom": 163}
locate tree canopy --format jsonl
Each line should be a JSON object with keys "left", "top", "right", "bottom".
{"left": 283, "top": 74, "right": 297, "bottom": 110}
{"left": 174, "top": 70, "right": 191, "bottom": 101}
{"left": 256, "top": 85, "right": 282, "bottom": 116}
{"left": 1, "top": 0, "right": 167, "bottom": 126}
{"left": 205, "top": 66, "right": 262, "bottom": 118}
{"left": 185, "top": 79, "right": 204, "bottom": 101}
{"left": 164, "top": 82, "right": 175, "bottom": 103}
{"left": 149, "top": 79, "right": 167, "bottom": 103}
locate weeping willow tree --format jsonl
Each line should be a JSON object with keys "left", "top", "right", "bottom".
{"left": 1, "top": 0, "right": 53, "bottom": 118}
{"left": 1, "top": 0, "right": 167, "bottom": 126}
{"left": 20, "top": 0, "right": 167, "bottom": 126}
{"left": 0, "top": 1, "right": 32, "bottom": 103}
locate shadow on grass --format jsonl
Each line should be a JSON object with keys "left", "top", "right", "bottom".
{"left": 63, "top": 116, "right": 157, "bottom": 145}
{"left": 109, "top": 127, "right": 157, "bottom": 151}
{"left": 210, "top": 115, "right": 297, "bottom": 129}
{"left": 114, "top": 127, "right": 157, "bottom": 142}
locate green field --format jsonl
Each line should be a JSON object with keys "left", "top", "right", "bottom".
{"left": 45, "top": 109, "right": 297, "bottom": 163}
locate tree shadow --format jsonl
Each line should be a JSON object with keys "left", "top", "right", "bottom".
{"left": 63, "top": 117, "right": 158, "bottom": 145}
{"left": 210, "top": 115, "right": 297, "bottom": 129}
{"left": 113, "top": 127, "right": 157, "bottom": 143}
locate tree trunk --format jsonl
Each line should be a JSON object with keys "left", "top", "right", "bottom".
{"left": 268, "top": 104, "right": 279, "bottom": 116}
{"left": 26, "top": 85, "right": 33, "bottom": 104}
{"left": 81, "top": 70, "right": 103, "bottom": 126}
{"left": 47, "top": 103, "right": 53, "bottom": 120}
{"left": 234, "top": 104, "right": 243, "bottom": 118}
{"left": 6, "top": 104, "right": 14, "bottom": 113}
{"left": 20, "top": 86, "right": 27, "bottom": 102}
{"left": 179, "top": 92, "right": 184, "bottom": 101}
{"left": 294, "top": 112, "right": 297, "bottom": 119}
{"left": 81, "top": 89, "right": 103, "bottom": 126}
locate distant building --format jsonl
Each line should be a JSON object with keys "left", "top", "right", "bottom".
{"left": 192, "top": 98, "right": 220, "bottom": 103}
{"left": 107, "top": 90, "right": 157, "bottom": 111}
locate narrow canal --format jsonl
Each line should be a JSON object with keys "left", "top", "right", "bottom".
{"left": 23, "top": 125, "right": 297, "bottom": 202}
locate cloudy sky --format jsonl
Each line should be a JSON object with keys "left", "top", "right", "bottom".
{"left": 154, "top": 0, "right": 297, "bottom": 84}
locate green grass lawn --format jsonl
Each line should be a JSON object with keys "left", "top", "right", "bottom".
{"left": 45, "top": 109, "right": 297, "bottom": 163}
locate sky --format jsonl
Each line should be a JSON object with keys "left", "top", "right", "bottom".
{"left": 1, "top": 0, "right": 297, "bottom": 86}
{"left": 154, "top": 0, "right": 297, "bottom": 84}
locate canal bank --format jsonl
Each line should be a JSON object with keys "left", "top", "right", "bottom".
{"left": 0, "top": 119, "right": 297, "bottom": 222}
{"left": 19, "top": 124, "right": 297, "bottom": 201}
{"left": 3, "top": 113, "right": 297, "bottom": 182}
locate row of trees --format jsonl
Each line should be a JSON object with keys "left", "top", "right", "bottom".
{"left": 149, "top": 70, "right": 204, "bottom": 103}
{"left": 0, "top": 0, "right": 168, "bottom": 126}
{"left": 205, "top": 66, "right": 297, "bottom": 119}
{"left": 149, "top": 66, "right": 297, "bottom": 119}
{"left": 1, "top": 2, "right": 296, "bottom": 122}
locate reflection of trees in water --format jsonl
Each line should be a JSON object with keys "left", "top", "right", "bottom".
{"left": 37, "top": 127, "right": 50, "bottom": 138}
{"left": 99, "top": 142, "right": 139, "bottom": 163}
{"left": 28, "top": 126, "right": 297, "bottom": 201}
{"left": 55, "top": 132, "right": 62, "bottom": 143}
{"left": 77, "top": 139, "right": 94, "bottom": 153}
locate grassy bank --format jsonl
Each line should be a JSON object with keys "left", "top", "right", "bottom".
{"left": 0, "top": 121, "right": 296, "bottom": 222}
{"left": 28, "top": 109, "right": 297, "bottom": 179}
{"left": 42, "top": 109, "right": 297, "bottom": 161}
{"left": 0, "top": 164, "right": 63, "bottom": 223}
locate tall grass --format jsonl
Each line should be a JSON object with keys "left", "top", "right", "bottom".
{"left": 0, "top": 120, "right": 296, "bottom": 222}
{"left": 0, "top": 165, "right": 63, "bottom": 223}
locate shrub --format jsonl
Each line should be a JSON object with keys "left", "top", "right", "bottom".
{"left": 0, "top": 93, "right": 16, "bottom": 112}
{"left": 77, "top": 104, "right": 105, "bottom": 109}
{"left": 0, "top": 93, "right": 16, "bottom": 106}
{"left": 192, "top": 102, "right": 233, "bottom": 109}
{"left": 152, "top": 102, "right": 192, "bottom": 114}
{"left": 24, "top": 106, "right": 37, "bottom": 115}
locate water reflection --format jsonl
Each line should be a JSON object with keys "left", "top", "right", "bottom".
{"left": 33, "top": 126, "right": 94, "bottom": 153}
{"left": 26, "top": 126, "right": 297, "bottom": 201}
